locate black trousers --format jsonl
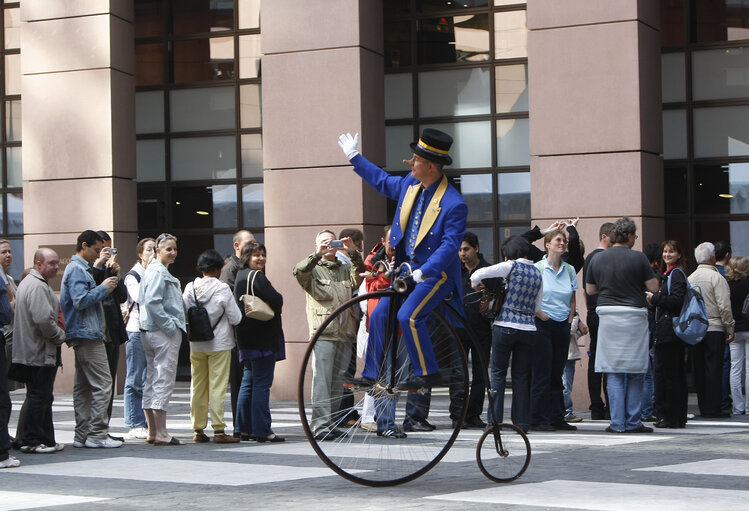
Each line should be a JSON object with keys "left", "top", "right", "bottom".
{"left": 21, "top": 366, "right": 57, "bottom": 447}
{"left": 693, "top": 331, "right": 726, "bottom": 416}
{"left": 105, "top": 340, "right": 120, "bottom": 421}
{"left": 586, "top": 311, "right": 609, "bottom": 412}
{"left": 653, "top": 341, "right": 688, "bottom": 425}
{"left": 449, "top": 327, "right": 491, "bottom": 420}
{"left": 0, "top": 338, "right": 11, "bottom": 459}
{"left": 229, "top": 348, "right": 242, "bottom": 425}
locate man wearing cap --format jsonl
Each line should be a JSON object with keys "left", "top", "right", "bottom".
{"left": 338, "top": 130, "right": 467, "bottom": 395}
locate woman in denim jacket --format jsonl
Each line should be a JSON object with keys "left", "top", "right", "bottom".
{"left": 139, "top": 233, "right": 186, "bottom": 445}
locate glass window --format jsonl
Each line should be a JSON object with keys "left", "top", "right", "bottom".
{"left": 423, "top": 121, "right": 491, "bottom": 169}
{"left": 696, "top": 0, "right": 749, "bottom": 43}
{"left": 498, "top": 225, "right": 529, "bottom": 252}
{"left": 240, "top": 84, "right": 262, "bottom": 128}
{"left": 171, "top": 184, "right": 237, "bottom": 229}
{"left": 173, "top": 37, "right": 235, "bottom": 83}
{"left": 386, "top": 125, "right": 413, "bottom": 171}
{"left": 692, "top": 47, "right": 749, "bottom": 101}
{"left": 134, "top": 0, "right": 164, "bottom": 38}
{"left": 664, "top": 166, "right": 688, "bottom": 214}
{"left": 241, "top": 134, "right": 263, "bottom": 178}
{"left": 727, "top": 162, "right": 749, "bottom": 215}
{"left": 728, "top": 220, "right": 749, "bottom": 256}
{"left": 419, "top": 68, "right": 491, "bottom": 117}
{"left": 4, "top": 7, "right": 20, "bottom": 49}
{"left": 694, "top": 105, "right": 749, "bottom": 158}
{"left": 663, "top": 109, "right": 687, "bottom": 159}
{"left": 136, "top": 91, "right": 164, "bottom": 134}
{"left": 136, "top": 140, "right": 166, "bottom": 182}
{"left": 496, "top": 64, "right": 528, "bottom": 113}
{"left": 171, "top": 136, "right": 237, "bottom": 181}
{"left": 135, "top": 43, "right": 165, "bottom": 86}
{"left": 7, "top": 192, "right": 22, "bottom": 234}
{"left": 694, "top": 164, "right": 732, "bottom": 215}
{"left": 496, "top": 117, "right": 529, "bottom": 166}
{"left": 173, "top": 0, "right": 233, "bottom": 35}
{"left": 466, "top": 226, "right": 496, "bottom": 265}
{"left": 5, "top": 100, "right": 20, "bottom": 142}
{"left": 418, "top": 14, "right": 490, "bottom": 65}
{"left": 136, "top": 184, "right": 166, "bottom": 231}
{"left": 169, "top": 233, "right": 236, "bottom": 283}
{"left": 384, "top": 0, "right": 411, "bottom": 16}
{"left": 419, "top": 0, "right": 489, "bottom": 13}
{"left": 170, "top": 87, "right": 235, "bottom": 132}
{"left": 7, "top": 146, "right": 21, "bottom": 187}
{"left": 498, "top": 172, "right": 530, "bottom": 221}
{"left": 665, "top": 220, "right": 689, "bottom": 248}
{"left": 239, "top": 35, "right": 262, "bottom": 79}
{"left": 496, "top": 0, "right": 526, "bottom": 5}
{"left": 7, "top": 238, "right": 23, "bottom": 282}
{"left": 494, "top": 10, "right": 526, "bottom": 59}
{"left": 242, "top": 183, "right": 264, "bottom": 227}
{"left": 456, "top": 174, "right": 492, "bottom": 222}
{"left": 385, "top": 73, "right": 413, "bottom": 120}
{"left": 384, "top": 19, "right": 412, "bottom": 69}
{"left": 4, "top": 53, "right": 20, "bottom": 95}
{"left": 239, "top": 0, "right": 261, "bottom": 29}
{"left": 661, "top": 53, "right": 686, "bottom": 103}
{"left": 661, "top": 0, "right": 686, "bottom": 46}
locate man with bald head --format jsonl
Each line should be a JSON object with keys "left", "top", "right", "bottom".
{"left": 12, "top": 248, "right": 66, "bottom": 453}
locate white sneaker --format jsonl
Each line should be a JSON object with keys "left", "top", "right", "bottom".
{"left": 73, "top": 440, "right": 85, "bottom": 448}
{"left": 125, "top": 427, "right": 148, "bottom": 440}
{"left": 0, "top": 456, "right": 20, "bottom": 468}
{"left": 52, "top": 443, "right": 65, "bottom": 452}
{"left": 85, "top": 436, "right": 123, "bottom": 449}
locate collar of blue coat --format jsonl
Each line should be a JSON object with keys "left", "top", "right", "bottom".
{"left": 399, "top": 175, "right": 449, "bottom": 249}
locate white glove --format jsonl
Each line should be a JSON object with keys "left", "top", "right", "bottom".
{"left": 412, "top": 269, "right": 424, "bottom": 283}
{"left": 338, "top": 132, "right": 360, "bottom": 160}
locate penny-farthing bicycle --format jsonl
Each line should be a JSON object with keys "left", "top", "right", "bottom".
{"left": 298, "top": 262, "right": 531, "bottom": 486}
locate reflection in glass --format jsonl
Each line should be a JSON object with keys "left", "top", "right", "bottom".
{"left": 468, "top": 226, "right": 496, "bottom": 264}
{"left": 386, "top": 125, "right": 413, "bottom": 171}
{"left": 4, "top": 54, "right": 20, "bottom": 95}
{"left": 4, "top": 8, "right": 20, "bottom": 49}
{"left": 385, "top": 74, "right": 412, "bottom": 120}
{"left": 418, "top": 15, "right": 490, "bottom": 65}
{"left": 173, "top": 0, "right": 233, "bottom": 35}
{"left": 692, "top": 47, "right": 749, "bottom": 101}
{"left": 239, "top": 35, "right": 262, "bottom": 79}
{"left": 239, "top": 0, "right": 261, "bottom": 29}
{"left": 7, "top": 192, "right": 22, "bottom": 234}
{"left": 496, "top": 64, "right": 528, "bottom": 113}
{"left": 456, "top": 174, "right": 492, "bottom": 222}
{"left": 696, "top": 0, "right": 749, "bottom": 43}
{"left": 170, "top": 87, "right": 234, "bottom": 132}
{"left": 171, "top": 136, "right": 237, "bottom": 180}
{"left": 419, "top": 0, "right": 489, "bottom": 13}
{"left": 135, "top": 0, "right": 164, "bottom": 38}
{"left": 5, "top": 100, "right": 21, "bottom": 142}
{"left": 242, "top": 184, "right": 265, "bottom": 227}
{"left": 664, "top": 167, "right": 687, "bottom": 215}
{"left": 173, "top": 38, "right": 234, "bottom": 83}
{"left": 424, "top": 121, "right": 491, "bottom": 169}
{"left": 136, "top": 91, "right": 164, "bottom": 134}
{"left": 419, "top": 68, "right": 490, "bottom": 117}
{"left": 497, "top": 118, "right": 529, "bottom": 166}
{"left": 494, "top": 10, "right": 527, "bottom": 59}
{"left": 7, "top": 146, "right": 21, "bottom": 188}
{"left": 240, "top": 84, "right": 262, "bottom": 128}
{"left": 694, "top": 105, "right": 749, "bottom": 158}
{"left": 730, "top": 220, "right": 749, "bottom": 258}
{"left": 499, "top": 225, "right": 529, "bottom": 253}
{"left": 136, "top": 43, "right": 165, "bottom": 86}
{"left": 137, "top": 140, "right": 166, "bottom": 182}
{"left": 498, "top": 172, "right": 530, "bottom": 221}
{"left": 663, "top": 109, "right": 687, "bottom": 159}
{"left": 661, "top": 53, "right": 685, "bottom": 103}
{"left": 384, "top": 20, "right": 411, "bottom": 69}
{"left": 171, "top": 184, "right": 237, "bottom": 229}
{"left": 241, "top": 134, "right": 263, "bottom": 178}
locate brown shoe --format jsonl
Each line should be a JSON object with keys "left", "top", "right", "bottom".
{"left": 213, "top": 433, "right": 240, "bottom": 444}
{"left": 193, "top": 432, "right": 211, "bottom": 443}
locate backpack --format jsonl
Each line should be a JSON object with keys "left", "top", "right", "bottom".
{"left": 667, "top": 268, "right": 709, "bottom": 345}
{"left": 186, "top": 282, "right": 225, "bottom": 342}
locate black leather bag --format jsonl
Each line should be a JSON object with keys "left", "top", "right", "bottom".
{"left": 186, "top": 284, "right": 224, "bottom": 342}
{"left": 479, "top": 263, "right": 515, "bottom": 321}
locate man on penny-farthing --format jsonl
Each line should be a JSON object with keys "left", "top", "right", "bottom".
{"left": 338, "top": 129, "right": 467, "bottom": 393}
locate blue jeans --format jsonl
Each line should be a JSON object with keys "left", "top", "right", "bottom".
{"left": 235, "top": 355, "right": 276, "bottom": 437}
{"left": 124, "top": 331, "right": 147, "bottom": 429}
{"left": 606, "top": 372, "right": 644, "bottom": 432}
{"left": 640, "top": 352, "right": 654, "bottom": 419}
{"left": 490, "top": 326, "right": 533, "bottom": 431}
{"left": 562, "top": 359, "right": 576, "bottom": 417}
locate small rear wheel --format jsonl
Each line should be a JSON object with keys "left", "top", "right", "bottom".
{"left": 476, "top": 423, "right": 531, "bottom": 482}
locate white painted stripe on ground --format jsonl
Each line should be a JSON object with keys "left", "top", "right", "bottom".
{"left": 13, "top": 457, "right": 342, "bottom": 486}
{"left": 526, "top": 433, "right": 668, "bottom": 446}
{"left": 425, "top": 479, "right": 749, "bottom": 509}
{"left": 0, "top": 490, "right": 107, "bottom": 510}
{"left": 635, "top": 458, "right": 749, "bottom": 477}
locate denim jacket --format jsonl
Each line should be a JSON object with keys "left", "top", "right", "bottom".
{"left": 139, "top": 259, "right": 186, "bottom": 337}
{"left": 60, "top": 254, "right": 109, "bottom": 342}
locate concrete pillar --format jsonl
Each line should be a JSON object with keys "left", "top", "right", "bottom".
{"left": 20, "top": 1, "right": 136, "bottom": 392}
{"left": 527, "top": 0, "right": 663, "bottom": 410}
{"left": 262, "top": 0, "right": 386, "bottom": 399}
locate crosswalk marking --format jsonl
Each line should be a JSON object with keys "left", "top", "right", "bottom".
{"left": 0, "top": 491, "right": 107, "bottom": 511}
{"left": 635, "top": 458, "right": 749, "bottom": 478}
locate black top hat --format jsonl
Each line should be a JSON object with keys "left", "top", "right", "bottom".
{"left": 410, "top": 128, "right": 453, "bottom": 166}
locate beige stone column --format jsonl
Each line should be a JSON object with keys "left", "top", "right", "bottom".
{"left": 527, "top": 1, "right": 663, "bottom": 410}
{"left": 262, "top": 0, "right": 386, "bottom": 399}
{"left": 20, "top": 1, "right": 136, "bottom": 392}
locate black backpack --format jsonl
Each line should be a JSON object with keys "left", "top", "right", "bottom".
{"left": 187, "top": 282, "right": 224, "bottom": 342}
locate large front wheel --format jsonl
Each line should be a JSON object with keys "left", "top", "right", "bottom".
{"left": 476, "top": 423, "right": 531, "bottom": 482}
{"left": 298, "top": 291, "right": 469, "bottom": 486}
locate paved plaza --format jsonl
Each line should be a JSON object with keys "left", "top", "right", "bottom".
{"left": 2, "top": 382, "right": 749, "bottom": 510}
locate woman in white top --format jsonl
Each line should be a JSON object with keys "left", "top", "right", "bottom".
{"left": 122, "top": 237, "right": 154, "bottom": 440}
{"left": 182, "top": 249, "right": 243, "bottom": 444}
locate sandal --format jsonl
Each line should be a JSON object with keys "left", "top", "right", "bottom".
{"left": 153, "top": 437, "right": 184, "bottom": 446}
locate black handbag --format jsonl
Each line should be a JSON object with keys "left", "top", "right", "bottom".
{"left": 479, "top": 263, "right": 515, "bottom": 321}
{"left": 187, "top": 284, "right": 224, "bottom": 342}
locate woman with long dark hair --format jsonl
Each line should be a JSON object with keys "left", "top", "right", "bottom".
{"left": 726, "top": 256, "right": 749, "bottom": 415}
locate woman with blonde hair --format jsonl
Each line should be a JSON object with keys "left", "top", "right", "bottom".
{"left": 726, "top": 256, "right": 749, "bottom": 415}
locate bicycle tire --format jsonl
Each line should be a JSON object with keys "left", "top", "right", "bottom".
{"left": 298, "top": 290, "right": 469, "bottom": 486}
{"left": 476, "top": 423, "right": 531, "bottom": 482}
